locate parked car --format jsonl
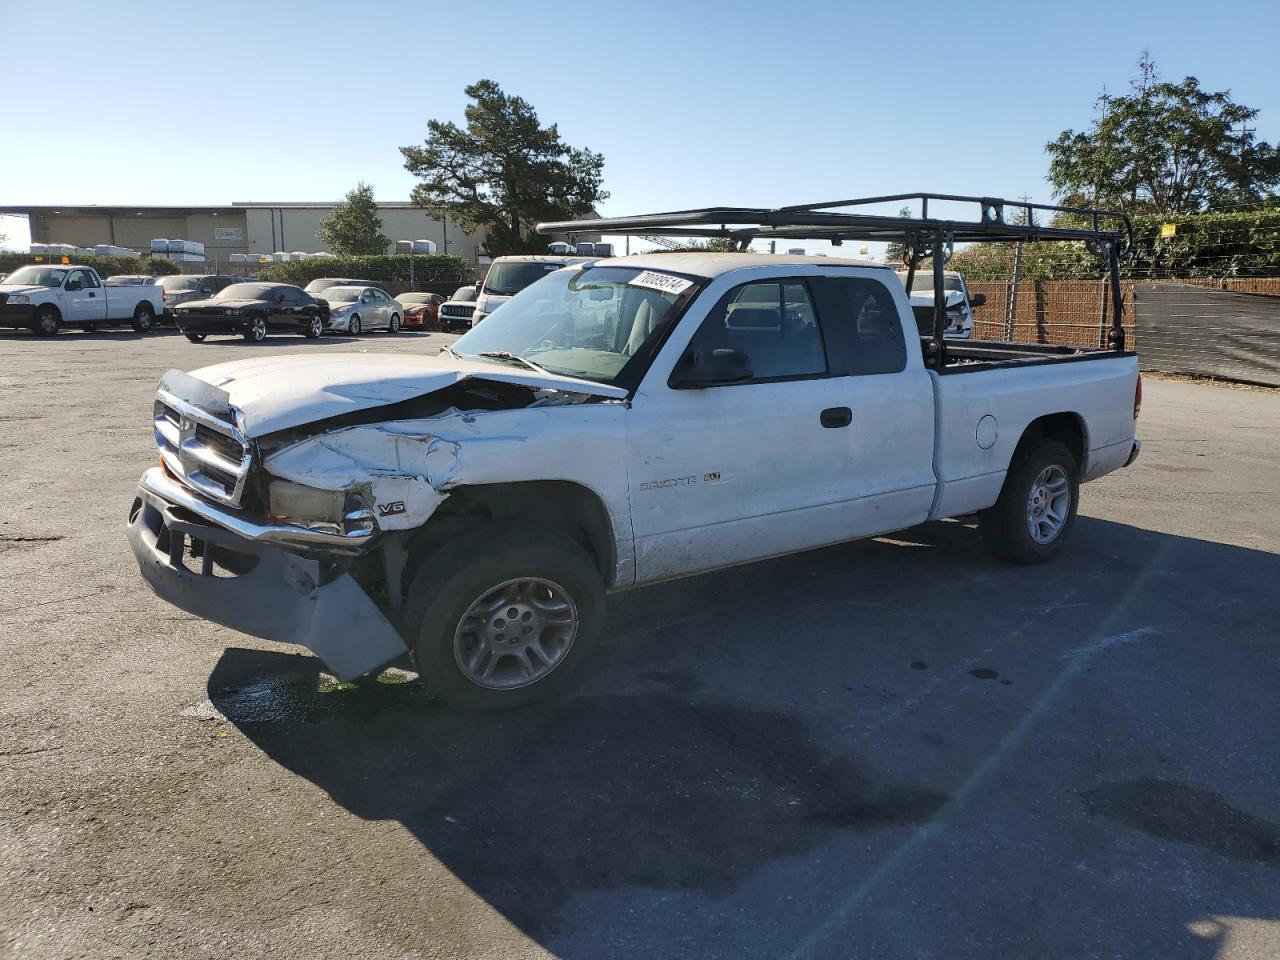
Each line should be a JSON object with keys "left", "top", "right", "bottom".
{"left": 395, "top": 292, "right": 445, "bottom": 330}
{"left": 105, "top": 274, "right": 160, "bottom": 286}
{"left": 321, "top": 286, "right": 403, "bottom": 334}
{"left": 438, "top": 285, "right": 479, "bottom": 332}
{"left": 127, "top": 247, "right": 1140, "bottom": 709}
{"left": 171, "top": 282, "right": 328, "bottom": 343}
{"left": 303, "top": 277, "right": 384, "bottom": 298}
{"left": 895, "top": 269, "right": 985, "bottom": 339}
{"left": 1, "top": 264, "right": 163, "bottom": 335}
{"left": 473, "top": 255, "right": 595, "bottom": 323}
{"left": 157, "top": 275, "right": 241, "bottom": 317}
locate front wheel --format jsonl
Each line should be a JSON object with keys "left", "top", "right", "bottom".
{"left": 185, "top": 332, "right": 206, "bottom": 343}
{"left": 980, "top": 439, "right": 1079, "bottom": 563}
{"left": 304, "top": 316, "right": 323, "bottom": 339}
{"left": 404, "top": 529, "right": 605, "bottom": 710}
{"left": 388, "top": 314, "right": 401, "bottom": 333}
{"left": 32, "top": 306, "right": 60, "bottom": 336}
{"left": 132, "top": 303, "right": 155, "bottom": 333}
{"left": 347, "top": 315, "right": 361, "bottom": 335}
{"left": 243, "top": 314, "right": 267, "bottom": 342}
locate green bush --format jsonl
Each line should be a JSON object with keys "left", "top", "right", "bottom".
{"left": 949, "top": 209, "right": 1280, "bottom": 281}
{"left": 258, "top": 254, "right": 472, "bottom": 286}
{"left": 0, "top": 252, "right": 180, "bottom": 277}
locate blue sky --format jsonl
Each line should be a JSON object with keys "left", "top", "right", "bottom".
{"left": 2, "top": 0, "right": 1277, "bottom": 252}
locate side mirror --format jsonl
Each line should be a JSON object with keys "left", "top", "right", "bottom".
{"left": 670, "top": 347, "right": 754, "bottom": 389}
{"left": 474, "top": 280, "right": 482, "bottom": 291}
{"left": 970, "top": 292, "right": 986, "bottom": 307}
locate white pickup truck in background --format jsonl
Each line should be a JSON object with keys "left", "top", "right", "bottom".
{"left": 0, "top": 264, "right": 164, "bottom": 335}
{"left": 896, "top": 268, "right": 983, "bottom": 339}
{"left": 128, "top": 245, "right": 1141, "bottom": 710}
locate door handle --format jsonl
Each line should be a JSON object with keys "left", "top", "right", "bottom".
{"left": 820, "top": 406, "right": 852, "bottom": 428}
{"left": 88, "top": 292, "right": 96, "bottom": 297}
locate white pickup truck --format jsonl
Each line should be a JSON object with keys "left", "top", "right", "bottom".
{"left": 0, "top": 264, "right": 163, "bottom": 335}
{"left": 896, "top": 269, "right": 982, "bottom": 339}
{"left": 128, "top": 249, "right": 1141, "bottom": 709}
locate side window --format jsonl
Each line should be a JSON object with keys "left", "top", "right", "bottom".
{"left": 65, "top": 270, "right": 86, "bottom": 289}
{"left": 684, "top": 280, "right": 827, "bottom": 382}
{"left": 82, "top": 271, "right": 100, "bottom": 288}
{"left": 808, "top": 277, "right": 907, "bottom": 376}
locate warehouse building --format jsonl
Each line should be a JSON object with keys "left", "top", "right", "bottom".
{"left": 0, "top": 201, "right": 490, "bottom": 270}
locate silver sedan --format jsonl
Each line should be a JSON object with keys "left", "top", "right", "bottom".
{"left": 320, "top": 286, "right": 402, "bottom": 335}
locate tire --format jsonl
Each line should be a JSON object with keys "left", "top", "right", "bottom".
{"left": 304, "top": 316, "right": 323, "bottom": 339}
{"left": 388, "top": 314, "right": 401, "bottom": 333}
{"left": 403, "top": 528, "right": 606, "bottom": 710}
{"left": 979, "top": 439, "right": 1080, "bottom": 563}
{"left": 185, "top": 333, "right": 206, "bottom": 343}
{"left": 243, "top": 314, "right": 267, "bottom": 342}
{"left": 83, "top": 322, "right": 98, "bottom": 332}
{"left": 32, "top": 306, "right": 61, "bottom": 336}
{"left": 348, "top": 315, "right": 361, "bottom": 335}
{"left": 131, "top": 302, "right": 155, "bottom": 333}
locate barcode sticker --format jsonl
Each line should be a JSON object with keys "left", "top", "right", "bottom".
{"left": 628, "top": 271, "right": 693, "bottom": 296}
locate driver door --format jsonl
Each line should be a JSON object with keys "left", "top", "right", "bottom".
{"left": 625, "top": 278, "right": 850, "bottom": 583}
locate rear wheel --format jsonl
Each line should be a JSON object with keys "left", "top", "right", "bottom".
{"left": 185, "top": 332, "right": 206, "bottom": 343}
{"left": 83, "top": 322, "right": 98, "bottom": 332}
{"left": 32, "top": 306, "right": 60, "bottom": 336}
{"left": 131, "top": 302, "right": 155, "bottom": 333}
{"left": 243, "top": 314, "right": 267, "bottom": 342}
{"left": 980, "top": 439, "right": 1079, "bottom": 563}
{"left": 404, "top": 528, "right": 605, "bottom": 710}
{"left": 304, "top": 315, "right": 323, "bottom": 339}
{"left": 388, "top": 313, "right": 401, "bottom": 333}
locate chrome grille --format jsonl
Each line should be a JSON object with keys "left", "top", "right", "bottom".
{"left": 440, "top": 303, "right": 475, "bottom": 318}
{"left": 153, "top": 389, "right": 252, "bottom": 507}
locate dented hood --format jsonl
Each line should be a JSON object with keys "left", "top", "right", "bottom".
{"left": 186, "top": 351, "right": 626, "bottom": 438}
{"left": 909, "top": 290, "right": 967, "bottom": 310}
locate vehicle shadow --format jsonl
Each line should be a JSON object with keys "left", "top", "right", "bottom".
{"left": 0, "top": 327, "right": 186, "bottom": 341}
{"left": 209, "top": 517, "right": 1280, "bottom": 959}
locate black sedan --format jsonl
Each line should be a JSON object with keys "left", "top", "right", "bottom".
{"left": 171, "top": 282, "right": 329, "bottom": 343}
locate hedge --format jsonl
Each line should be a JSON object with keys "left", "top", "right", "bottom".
{"left": 948, "top": 209, "right": 1280, "bottom": 281}
{"left": 258, "top": 254, "right": 472, "bottom": 286}
{"left": 0, "top": 252, "right": 181, "bottom": 277}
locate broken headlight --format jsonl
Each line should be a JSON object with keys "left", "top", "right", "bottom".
{"left": 268, "top": 479, "right": 375, "bottom": 538}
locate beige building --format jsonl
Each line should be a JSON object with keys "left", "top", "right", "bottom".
{"left": 1, "top": 201, "right": 489, "bottom": 270}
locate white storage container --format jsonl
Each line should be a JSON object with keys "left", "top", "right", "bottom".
{"left": 29, "top": 242, "right": 47, "bottom": 254}
{"left": 229, "top": 253, "right": 247, "bottom": 264}
{"left": 151, "top": 239, "right": 169, "bottom": 253}
{"left": 575, "top": 242, "right": 595, "bottom": 256}
{"left": 411, "top": 239, "right": 437, "bottom": 254}
{"left": 547, "top": 241, "right": 572, "bottom": 254}
{"left": 394, "top": 240, "right": 412, "bottom": 254}
{"left": 592, "top": 243, "right": 614, "bottom": 258}
{"left": 94, "top": 244, "right": 136, "bottom": 257}
{"left": 272, "top": 251, "right": 289, "bottom": 262}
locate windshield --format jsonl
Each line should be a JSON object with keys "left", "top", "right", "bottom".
{"left": 897, "top": 272, "right": 963, "bottom": 295}
{"left": 4, "top": 266, "right": 67, "bottom": 287}
{"left": 214, "top": 283, "right": 276, "bottom": 300}
{"left": 453, "top": 266, "right": 695, "bottom": 385}
{"left": 304, "top": 278, "right": 355, "bottom": 294}
{"left": 397, "top": 293, "right": 432, "bottom": 304}
{"left": 483, "top": 261, "right": 565, "bottom": 297}
{"left": 159, "top": 275, "right": 202, "bottom": 291}
{"left": 323, "top": 288, "right": 362, "bottom": 303}
{"left": 451, "top": 286, "right": 478, "bottom": 302}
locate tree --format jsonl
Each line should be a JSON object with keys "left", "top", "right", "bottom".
{"left": 318, "top": 182, "right": 390, "bottom": 256}
{"left": 401, "top": 80, "right": 607, "bottom": 257}
{"left": 1046, "top": 53, "right": 1280, "bottom": 215}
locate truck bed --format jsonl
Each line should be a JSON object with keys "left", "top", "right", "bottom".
{"left": 931, "top": 338, "right": 1136, "bottom": 374}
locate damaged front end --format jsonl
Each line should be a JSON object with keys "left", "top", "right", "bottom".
{"left": 128, "top": 360, "right": 620, "bottom": 681}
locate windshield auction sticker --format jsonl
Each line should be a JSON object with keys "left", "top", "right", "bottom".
{"left": 628, "top": 271, "right": 693, "bottom": 296}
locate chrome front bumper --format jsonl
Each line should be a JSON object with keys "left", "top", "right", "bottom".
{"left": 127, "top": 468, "right": 407, "bottom": 680}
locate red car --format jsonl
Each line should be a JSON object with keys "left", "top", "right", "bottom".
{"left": 395, "top": 292, "right": 445, "bottom": 330}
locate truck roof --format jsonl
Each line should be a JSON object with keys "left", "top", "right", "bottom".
{"left": 594, "top": 252, "right": 889, "bottom": 279}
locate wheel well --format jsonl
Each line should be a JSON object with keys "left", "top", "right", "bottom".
{"left": 400, "top": 480, "right": 616, "bottom": 597}
{"left": 1014, "top": 413, "right": 1086, "bottom": 475}
{"left": 134, "top": 300, "right": 153, "bottom": 316}
{"left": 35, "top": 303, "right": 61, "bottom": 319}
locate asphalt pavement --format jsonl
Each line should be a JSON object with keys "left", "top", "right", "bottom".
{"left": 1, "top": 327, "right": 1277, "bottom": 959}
